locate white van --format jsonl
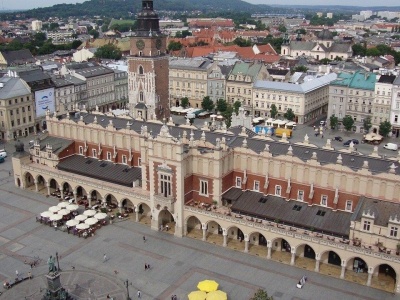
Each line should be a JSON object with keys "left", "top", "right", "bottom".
{"left": 383, "top": 143, "right": 398, "bottom": 151}
{"left": 0, "top": 150, "right": 7, "bottom": 158}
{"left": 185, "top": 113, "right": 195, "bottom": 119}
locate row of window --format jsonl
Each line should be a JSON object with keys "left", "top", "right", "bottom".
{"left": 7, "top": 116, "right": 32, "bottom": 127}
{"left": 1, "top": 96, "right": 30, "bottom": 106}
{"left": 170, "top": 72, "right": 207, "bottom": 80}
{"left": 1, "top": 105, "right": 31, "bottom": 117}
{"left": 363, "top": 220, "right": 399, "bottom": 238}
{"left": 78, "top": 146, "right": 141, "bottom": 166}
{"left": 235, "top": 177, "right": 353, "bottom": 211}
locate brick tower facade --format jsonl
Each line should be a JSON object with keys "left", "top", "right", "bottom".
{"left": 127, "top": 0, "right": 169, "bottom": 120}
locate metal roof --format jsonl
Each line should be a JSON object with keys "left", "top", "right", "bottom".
{"left": 352, "top": 196, "right": 400, "bottom": 227}
{"left": 63, "top": 113, "right": 400, "bottom": 176}
{"left": 331, "top": 71, "right": 376, "bottom": 91}
{"left": 230, "top": 190, "right": 351, "bottom": 237}
{"left": 254, "top": 73, "right": 337, "bottom": 93}
{"left": 0, "top": 76, "right": 31, "bottom": 99}
{"left": 57, "top": 155, "right": 142, "bottom": 187}
{"left": 35, "top": 136, "right": 74, "bottom": 155}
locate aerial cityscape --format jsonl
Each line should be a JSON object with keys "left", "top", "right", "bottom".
{"left": 1, "top": 0, "right": 400, "bottom": 299}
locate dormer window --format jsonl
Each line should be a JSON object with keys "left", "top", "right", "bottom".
{"left": 389, "top": 226, "right": 398, "bottom": 238}
{"left": 363, "top": 220, "right": 371, "bottom": 231}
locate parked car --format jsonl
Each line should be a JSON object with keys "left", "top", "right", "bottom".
{"left": 383, "top": 143, "right": 398, "bottom": 151}
{"left": 0, "top": 150, "right": 7, "bottom": 158}
{"left": 333, "top": 136, "right": 343, "bottom": 142}
{"left": 343, "top": 139, "right": 359, "bottom": 146}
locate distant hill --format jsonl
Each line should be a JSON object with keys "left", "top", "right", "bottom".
{"left": 1, "top": 0, "right": 273, "bottom": 19}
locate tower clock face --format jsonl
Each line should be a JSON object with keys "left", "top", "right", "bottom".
{"left": 156, "top": 38, "right": 162, "bottom": 50}
{"left": 136, "top": 39, "right": 145, "bottom": 50}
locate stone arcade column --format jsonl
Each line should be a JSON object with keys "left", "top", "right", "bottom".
{"left": 290, "top": 248, "right": 296, "bottom": 266}
{"left": 202, "top": 223, "right": 207, "bottom": 241}
{"left": 340, "top": 260, "right": 346, "bottom": 279}
{"left": 34, "top": 179, "right": 39, "bottom": 192}
{"left": 396, "top": 277, "right": 400, "bottom": 294}
{"left": 46, "top": 182, "right": 51, "bottom": 196}
{"left": 60, "top": 189, "right": 64, "bottom": 200}
{"left": 118, "top": 202, "right": 123, "bottom": 214}
{"left": 223, "top": 229, "right": 227, "bottom": 247}
{"left": 244, "top": 235, "right": 249, "bottom": 253}
{"left": 366, "top": 268, "right": 373, "bottom": 286}
{"left": 135, "top": 206, "right": 139, "bottom": 222}
{"left": 267, "top": 241, "right": 272, "bottom": 259}
{"left": 73, "top": 191, "right": 77, "bottom": 203}
{"left": 87, "top": 197, "right": 92, "bottom": 208}
{"left": 314, "top": 259, "right": 320, "bottom": 272}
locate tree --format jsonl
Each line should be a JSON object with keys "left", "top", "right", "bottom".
{"left": 292, "top": 65, "right": 308, "bottom": 73}
{"left": 250, "top": 288, "right": 273, "bottom": 300}
{"left": 94, "top": 44, "right": 122, "bottom": 60}
{"left": 89, "top": 29, "right": 99, "bottom": 39}
{"left": 296, "top": 28, "right": 306, "bottom": 34}
{"left": 233, "top": 100, "right": 241, "bottom": 115}
{"left": 270, "top": 104, "right": 278, "bottom": 118}
{"left": 278, "top": 25, "right": 287, "bottom": 33}
{"left": 319, "top": 58, "right": 331, "bottom": 65}
{"left": 233, "top": 37, "right": 251, "bottom": 47}
{"left": 167, "top": 41, "right": 183, "bottom": 51}
{"left": 365, "top": 47, "right": 381, "bottom": 57}
{"left": 342, "top": 115, "right": 354, "bottom": 132}
{"left": 352, "top": 44, "right": 366, "bottom": 56}
{"left": 363, "top": 116, "right": 372, "bottom": 133}
{"left": 49, "top": 22, "right": 59, "bottom": 31}
{"left": 379, "top": 120, "right": 392, "bottom": 137}
{"left": 216, "top": 99, "right": 228, "bottom": 112}
{"left": 221, "top": 104, "right": 233, "bottom": 128}
{"left": 283, "top": 108, "right": 295, "bottom": 121}
{"left": 71, "top": 40, "right": 82, "bottom": 49}
{"left": 180, "top": 97, "right": 189, "bottom": 108}
{"left": 329, "top": 114, "right": 338, "bottom": 130}
{"left": 201, "top": 96, "right": 214, "bottom": 111}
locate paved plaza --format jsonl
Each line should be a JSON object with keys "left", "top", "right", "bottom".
{"left": 0, "top": 141, "right": 400, "bottom": 299}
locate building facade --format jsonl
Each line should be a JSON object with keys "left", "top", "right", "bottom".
{"left": 114, "top": 70, "right": 128, "bottom": 109}
{"left": 226, "top": 61, "right": 267, "bottom": 115}
{"left": 372, "top": 75, "right": 396, "bottom": 131}
{"left": 328, "top": 71, "right": 376, "bottom": 133}
{"left": 0, "top": 75, "right": 34, "bottom": 140}
{"left": 127, "top": 0, "right": 169, "bottom": 120}
{"left": 253, "top": 73, "right": 336, "bottom": 123}
{"left": 169, "top": 58, "right": 213, "bottom": 108}
{"left": 11, "top": 110, "right": 400, "bottom": 294}
{"left": 207, "top": 63, "right": 233, "bottom": 104}
{"left": 391, "top": 77, "right": 400, "bottom": 138}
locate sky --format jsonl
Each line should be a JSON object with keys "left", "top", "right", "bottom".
{"left": 2, "top": 0, "right": 400, "bottom": 10}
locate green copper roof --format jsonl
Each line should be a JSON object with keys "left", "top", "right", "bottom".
{"left": 230, "top": 61, "right": 263, "bottom": 80}
{"left": 331, "top": 71, "right": 376, "bottom": 90}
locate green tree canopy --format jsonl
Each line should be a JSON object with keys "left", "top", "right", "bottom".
{"left": 94, "top": 43, "right": 122, "bottom": 60}
{"left": 379, "top": 120, "right": 392, "bottom": 137}
{"left": 221, "top": 104, "right": 233, "bottom": 128}
{"left": 180, "top": 97, "right": 189, "bottom": 108}
{"left": 201, "top": 96, "right": 214, "bottom": 111}
{"left": 168, "top": 41, "right": 183, "bottom": 51}
{"left": 292, "top": 65, "right": 308, "bottom": 73}
{"left": 283, "top": 108, "right": 295, "bottom": 121}
{"left": 329, "top": 114, "right": 338, "bottom": 130}
{"left": 250, "top": 288, "right": 274, "bottom": 300}
{"left": 233, "top": 37, "right": 251, "bottom": 47}
{"left": 270, "top": 104, "right": 278, "bottom": 118}
{"left": 233, "top": 100, "right": 241, "bottom": 115}
{"left": 89, "top": 29, "right": 100, "bottom": 39}
{"left": 342, "top": 115, "right": 354, "bottom": 132}
{"left": 363, "top": 116, "right": 372, "bottom": 133}
{"left": 278, "top": 25, "right": 287, "bottom": 32}
{"left": 319, "top": 58, "right": 331, "bottom": 65}
{"left": 216, "top": 99, "right": 228, "bottom": 112}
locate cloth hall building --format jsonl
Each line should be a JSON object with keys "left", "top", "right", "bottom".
{"left": 11, "top": 108, "right": 400, "bottom": 294}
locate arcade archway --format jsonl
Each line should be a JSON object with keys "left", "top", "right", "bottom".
{"left": 270, "top": 238, "right": 292, "bottom": 264}
{"left": 371, "top": 264, "right": 397, "bottom": 293}
{"left": 205, "top": 220, "right": 223, "bottom": 245}
{"left": 186, "top": 216, "right": 202, "bottom": 238}
{"left": 319, "top": 250, "right": 342, "bottom": 278}
{"left": 158, "top": 209, "right": 175, "bottom": 234}
{"left": 248, "top": 232, "right": 268, "bottom": 257}
{"left": 295, "top": 244, "right": 316, "bottom": 271}
{"left": 225, "top": 226, "right": 244, "bottom": 250}
{"left": 137, "top": 203, "right": 151, "bottom": 225}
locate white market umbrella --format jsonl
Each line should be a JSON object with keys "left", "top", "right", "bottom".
{"left": 66, "top": 219, "right": 79, "bottom": 227}
{"left": 83, "top": 210, "right": 96, "bottom": 217}
{"left": 76, "top": 223, "right": 90, "bottom": 230}
{"left": 67, "top": 204, "right": 79, "bottom": 211}
{"left": 85, "top": 218, "right": 98, "bottom": 226}
{"left": 75, "top": 215, "right": 87, "bottom": 222}
{"left": 57, "top": 202, "right": 68, "bottom": 208}
{"left": 49, "top": 214, "right": 63, "bottom": 221}
{"left": 40, "top": 211, "right": 53, "bottom": 218}
{"left": 58, "top": 209, "right": 71, "bottom": 216}
{"left": 94, "top": 213, "right": 108, "bottom": 220}
{"left": 49, "top": 206, "right": 61, "bottom": 213}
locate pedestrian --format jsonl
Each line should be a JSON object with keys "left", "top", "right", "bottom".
{"left": 147, "top": 263, "right": 150, "bottom": 270}
{"left": 137, "top": 290, "right": 142, "bottom": 298}
{"left": 145, "top": 263, "right": 147, "bottom": 270}
{"left": 15, "top": 270, "right": 19, "bottom": 279}
{"left": 103, "top": 254, "right": 107, "bottom": 262}
{"left": 8, "top": 171, "right": 11, "bottom": 176}
{"left": 143, "top": 235, "right": 146, "bottom": 242}
{"left": 321, "top": 134, "right": 324, "bottom": 138}
{"left": 28, "top": 271, "right": 32, "bottom": 279}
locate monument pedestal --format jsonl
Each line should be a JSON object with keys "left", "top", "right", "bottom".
{"left": 42, "top": 272, "right": 72, "bottom": 300}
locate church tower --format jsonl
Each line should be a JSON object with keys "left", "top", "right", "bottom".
{"left": 127, "top": 0, "right": 169, "bottom": 120}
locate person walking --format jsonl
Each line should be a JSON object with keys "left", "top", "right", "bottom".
{"left": 145, "top": 263, "right": 147, "bottom": 270}
{"left": 15, "top": 270, "right": 19, "bottom": 279}
{"left": 103, "top": 254, "right": 107, "bottom": 262}
{"left": 143, "top": 235, "right": 146, "bottom": 243}
{"left": 137, "top": 290, "right": 142, "bottom": 298}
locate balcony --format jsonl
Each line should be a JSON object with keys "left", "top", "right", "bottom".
{"left": 154, "top": 194, "right": 176, "bottom": 213}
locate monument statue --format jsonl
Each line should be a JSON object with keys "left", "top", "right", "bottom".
{"left": 47, "top": 255, "right": 57, "bottom": 273}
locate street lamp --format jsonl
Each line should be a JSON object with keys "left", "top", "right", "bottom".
{"left": 124, "top": 279, "right": 132, "bottom": 300}
{"left": 55, "top": 252, "right": 61, "bottom": 272}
